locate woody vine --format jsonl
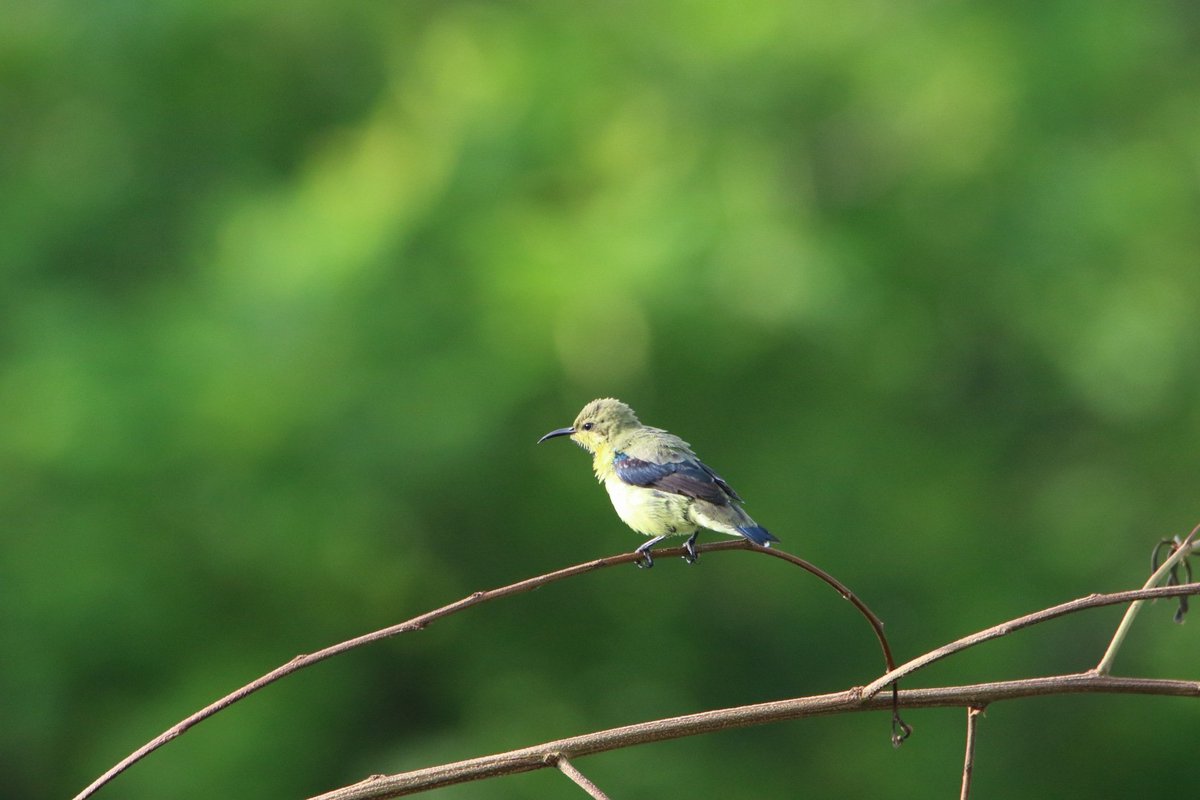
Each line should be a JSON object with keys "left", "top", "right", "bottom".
{"left": 74, "top": 526, "right": 1199, "bottom": 800}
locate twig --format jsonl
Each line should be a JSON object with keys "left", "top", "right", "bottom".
{"left": 307, "top": 674, "right": 1199, "bottom": 800}
{"left": 861, "top": 582, "right": 1200, "bottom": 699}
{"left": 1096, "top": 523, "right": 1200, "bottom": 674}
{"left": 70, "top": 543, "right": 717, "bottom": 800}
{"left": 74, "top": 540, "right": 894, "bottom": 800}
{"left": 74, "top": 540, "right": 1200, "bottom": 800}
{"left": 959, "top": 706, "right": 985, "bottom": 800}
{"left": 548, "top": 753, "right": 611, "bottom": 800}
{"left": 750, "top": 546, "right": 909, "bottom": 742}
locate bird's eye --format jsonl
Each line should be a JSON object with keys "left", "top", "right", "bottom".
{"left": 582, "top": 422, "right": 594, "bottom": 431}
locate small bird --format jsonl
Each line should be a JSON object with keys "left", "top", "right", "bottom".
{"left": 538, "top": 398, "right": 777, "bottom": 567}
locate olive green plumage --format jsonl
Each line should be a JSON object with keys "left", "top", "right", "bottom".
{"left": 539, "top": 398, "right": 776, "bottom": 566}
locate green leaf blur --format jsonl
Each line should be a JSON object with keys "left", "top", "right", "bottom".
{"left": 4, "top": 2, "right": 1198, "bottom": 798}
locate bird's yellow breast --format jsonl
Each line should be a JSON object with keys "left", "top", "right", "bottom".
{"left": 589, "top": 441, "right": 618, "bottom": 483}
{"left": 602, "top": 475, "right": 697, "bottom": 538}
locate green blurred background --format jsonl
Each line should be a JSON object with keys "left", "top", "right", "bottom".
{"left": 4, "top": 2, "right": 1198, "bottom": 798}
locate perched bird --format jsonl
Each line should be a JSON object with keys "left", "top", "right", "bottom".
{"left": 538, "top": 398, "right": 777, "bottom": 567}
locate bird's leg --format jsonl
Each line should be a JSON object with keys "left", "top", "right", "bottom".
{"left": 682, "top": 532, "right": 699, "bottom": 565}
{"left": 634, "top": 535, "right": 670, "bottom": 569}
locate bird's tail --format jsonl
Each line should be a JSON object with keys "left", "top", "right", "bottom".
{"left": 737, "top": 525, "right": 778, "bottom": 547}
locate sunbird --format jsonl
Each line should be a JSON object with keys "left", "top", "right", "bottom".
{"left": 538, "top": 398, "right": 777, "bottom": 567}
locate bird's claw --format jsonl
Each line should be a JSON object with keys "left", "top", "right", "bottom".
{"left": 634, "top": 536, "right": 669, "bottom": 569}
{"left": 681, "top": 533, "right": 699, "bottom": 565}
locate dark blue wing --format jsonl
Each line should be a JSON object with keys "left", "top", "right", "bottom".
{"left": 613, "top": 452, "right": 741, "bottom": 505}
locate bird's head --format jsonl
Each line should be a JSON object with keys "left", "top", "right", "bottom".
{"left": 537, "top": 397, "right": 641, "bottom": 454}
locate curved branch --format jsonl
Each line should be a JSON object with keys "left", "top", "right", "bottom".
{"left": 862, "top": 582, "right": 1200, "bottom": 698}
{"left": 748, "top": 546, "right": 909, "bottom": 741}
{"left": 74, "top": 540, "right": 892, "bottom": 800}
{"left": 76, "top": 543, "right": 1200, "bottom": 800}
{"left": 307, "top": 674, "right": 1199, "bottom": 800}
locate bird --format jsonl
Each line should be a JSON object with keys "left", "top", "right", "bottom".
{"left": 538, "top": 398, "right": 777, "bottom": 567}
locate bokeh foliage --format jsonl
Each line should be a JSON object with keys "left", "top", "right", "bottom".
{"left": 3, "top": 2, "right": 1198, "bottom": 798}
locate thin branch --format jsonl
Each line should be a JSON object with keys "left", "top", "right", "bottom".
{"left": 749, "top": 546, "right": 910, "bottom": 742}
{"left": 71, "top": 543, "right": 720, "bottom": 800}
{"left": 1096, "top": 523, "right": 1200, "bottom": 674}
{"left": 74, "top": 540, "right": 895, "bottom": 800}
{"left": 307, "top": 674, "right": 1199, "bottom": 800}
{"left": 861, "top": 582, "right": 1200, "bottom": 699}
{"left": 959, "top": 706, "right": 985, "bottom": 800}
{"left": 75, "top": 537, "right": 1200, "bottom": 800}
{"left": 548, "top": 753, "right": 611, "bottom": 800}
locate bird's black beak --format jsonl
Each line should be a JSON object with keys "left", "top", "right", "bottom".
{"left": 537, "top": 426, "right": 575, "bottom": 444}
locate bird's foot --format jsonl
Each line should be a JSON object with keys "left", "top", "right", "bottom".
{"left": 682, "top": 533, "right": 699, "bottom": 565}
{"left": 634, "top": 536, "right": 669, "bottom": 569}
